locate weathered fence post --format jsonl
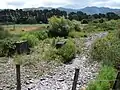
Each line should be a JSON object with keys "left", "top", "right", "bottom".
{"left": 16, "top": 64, "right": 21, "bottom": 90}
{"left": 72, "top": 68, "right": 79, "bottom": 90}
{"left": 112, "top": 71, "right": 120, "bottom": 90}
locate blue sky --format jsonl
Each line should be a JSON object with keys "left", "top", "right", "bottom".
{"left": 1, "top": 0, "right": 120, "bottom": 9}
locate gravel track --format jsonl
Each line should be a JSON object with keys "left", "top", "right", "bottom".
{"left": 23, "top": 32, "right": 108, "bottom": 90}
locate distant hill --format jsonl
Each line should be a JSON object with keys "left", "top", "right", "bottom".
{"left": 23, "top": 7, "right": 78, "bottom": 13}
{"left": 80, "top": 6, "right": 120, "bottom": 15}
{"left": 24, "top": 7, "right": 53, "bottom": 11}
{"left": 23, "top": 6, "right": 120, "bottom": 15}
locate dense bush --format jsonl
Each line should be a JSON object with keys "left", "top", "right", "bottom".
{"left": 26, "top": 17, "right": 37, "bottom": 24}
{"left": 73, "top": 22, "right": 81, "bottom": 32}
{"left": 99, "top": 18, "right": 104, "bottom": 23}
{"left": 57, "top": 39, "right": 76, "bottom": 63}
{"left": 90, "top": 32, "right": 120, "bottom": 66}
{"left": 83, "top": 24, "right": 96, "bottom": 33}
{"left": 92, "top": 20, "right": 99, "bottom": 23}
{"left": 21, "top": 33, "right": 39, "bottom": 47}
{"left": 0, "top": 38, "right": 16, "bottom": 56}
{"left": 48, "top": 16, "right": 74, "bottom": 37}
{"left": 33, "top": 30, "right": 48, "bottom": 40}
{"left": 83, "top": 20, "right": 119, "bottom": 33}
{"left": 43, "top": 46, "right": 58, "bottom": 61}
{"left": 92, "top": 19, "right": 105, "bottom": 24}
{"left": 68, "top": 31, "right": 87, "bottom": 38}
{"left": 0, "top": 26, "right": 15, "bottom": 56}
{"left": 95, "top": 20, "right": 118, "bottom": 31}
{"left": 87, "top": 65, "right": 117, "bottom": 90}
{"left": 0, "top": 26, "right": 10, "bottom": 39}
{"left": 81, "top": 19, "right": 89, "bottom": 24}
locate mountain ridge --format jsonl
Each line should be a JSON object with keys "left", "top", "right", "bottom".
{"left": 23, "top": 6, "right": 120, "bottom": 15}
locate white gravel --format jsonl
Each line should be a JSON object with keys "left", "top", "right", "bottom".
{"left": 23, "top": 32, "right": 108, "bottom": 90}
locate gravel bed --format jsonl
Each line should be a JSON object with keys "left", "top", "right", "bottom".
{"left": 22, "top": 32, "right": 108, "bottom": 90}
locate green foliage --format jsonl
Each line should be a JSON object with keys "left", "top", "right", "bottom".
{"left": 83, "top": 20, "right": 119, "bottom": 33}
{"left": 21, "top": 33, "right": 39, "bottom": 47}
{"left": 95, "top": 21, "right": 117, "bottom": 31}
{"left": 57, "top": 39, "right": 76, "bottom": 63}
{"left": 33, "top": 38, "right": 61, "bottom": 62}
{"left": 106, "top": 12, "right": 120, "bottom": 20}
{"left": 90, "top": 32, "right": 120, "bottom": 66}
{"left": 48, "top": 16, "right": 74, "bottom": 37}
{"left": 87, "top": 65, "right": 117, "bottom": 90}
{"left": 0, "top": 38, "right": 16, "bottom": 56}
{"left": 72, "top": 21, "right": 81, "bottom": 32}
{"left": 0, "top": 26, "right": 10, "bottom": 39}
{"left": 68, "top": 31, "right": 87, "bottom": 38}
{"left": 32, "top": 30, "right": 48, "bottom": 40}
{"left": 99, "top": 18, "right": 104, "bottom": 23}
{"left": 43, "top": 46, "right": 58, "bottom": 61}
{"left": 83, "top": 24, "right": 96, "bottom": 33}
{"left": 26, "top": 17, "right": 37, "bottom": 24}
{"left": 116, "top": 29, "right": 120, "bottom": 39}
{"left": 81, "top": 19, "right": 89, "bottom": 24}
{"left": 92, "top": 20, "right": 99, "bottom": 23}
{"left": 92, "top": 19, "right": 105, "bottom": 24}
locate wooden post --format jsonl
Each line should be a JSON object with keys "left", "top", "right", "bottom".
{"left": 112, "top": 71, "right": 120, "bottom": 90}
{"left": 16, "top": 64, "right": 21, "bottom": 90}
{"left": 72, "top": 68, "right": 79, "bottom": 90}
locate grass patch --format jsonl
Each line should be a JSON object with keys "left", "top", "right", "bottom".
{"left": 87, "top": 65, "right": 117, "bottom": 90}
{"left": 3, "top": 24, "right": 48, "bottom": 34}
{"left": 90, "top": 32, "right": 120, "bottom": 66}
{"left": 69, "top": 31, "right": 87, "bottom": 38}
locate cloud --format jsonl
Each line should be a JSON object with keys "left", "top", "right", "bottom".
{"left": 91, "top": 0, "right": 120, "bottom": 8}
{"left": 0, "top": 0, "right": 120, "bottom": 9}
{"left": 7, "top": 1, "right": 25, "bottom": 7}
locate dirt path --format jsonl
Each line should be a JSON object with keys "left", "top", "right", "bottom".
{"left": 23, "top": 32, "right": 108, "bottom": 90}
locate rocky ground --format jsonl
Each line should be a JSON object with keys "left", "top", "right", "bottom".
{"left": 0, "top": 32, "right": 108, "bottom": 90}
{"left": 22, "top": 32, "right": 108, "bottom": 90}
{"left": 0, "top": 57, "right": 59, "bottom": 90}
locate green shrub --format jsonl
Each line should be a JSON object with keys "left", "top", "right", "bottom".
{"left": 0, "top": 38, "right": 16, "bottom": 56}
{"left": 0, "top": 26, "right": 10, "bottom": 39}
{"left": 81, "top": 19, "right": 89, "bottom": 24}
{"left": 35, "top": 38, "right": 61, "bottom": 62}
{"left": 90, "top": 33, "right": 120, "bottom": 66}
{"left": 87, "top": 66, "right": 117, "bottom": 90}
{"left": 92, "top": 19, "right": 105, "bottom": 24}
{"left": 48, "top": 16, "right": 74, "bottom": 37}
{"left": 92, "top": 20, "right": 99, "bottom": 23}
{"left": 21, "top": 33, "right": 39, "bottom": 47}
{"left": 99, "top": 19, "right": 104, "bottom": 23}
{"left": 69, "top": 31, "right": 87, "bottom": 38}
{"left": 57, "top": 39, "right": 76, "bottom": 63}
{"left": 33, "top": 30, "right": 48, "bottom": 40}
{"left": 74, "top": 23, "right": 81, "bottom": 32}
{"left": 83, "top": 24, "right": 96, "bottom": 33}
{"left": 72, "top": 20, "right": 82, "bottom": 32}
{"left": 43, "top": 46, "right": 58, "bottom": 61}
{"left": 95, "top": 20, "right": 118, "bottom": 31}
{"left": 87, "top": 81, "right": 110, "bottom": 90}
{"left": 83, "top": 20, "right": 119, "bottom": 33}
{"left": 26, "top": 17, "right": 37, "bottom": 24}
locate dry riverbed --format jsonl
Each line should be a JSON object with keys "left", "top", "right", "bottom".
{"left": 0, "top": 32, "right": 108, "bottom": 90}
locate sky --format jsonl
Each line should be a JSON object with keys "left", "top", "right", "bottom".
{"left": 0, "top": 0, "right": 120, "bottom": 9}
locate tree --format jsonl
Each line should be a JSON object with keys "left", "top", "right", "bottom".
{"left": 26, "top": 16, "right": 37, "bottom": 24}
{"left": 48, "top": 16, "right": 74, "bottom": 37}
{"left": 92, "top": 14, "right": 100, "bottom": 19}
{"left": 106, "top": 12, "right": 120, "bottom": 20}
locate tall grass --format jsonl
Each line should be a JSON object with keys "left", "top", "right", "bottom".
{"left": 90, "top": 32, "right": 120, "bottom": 66}
{"left": 87, "top": 65, "right": 117, "bottom": 90}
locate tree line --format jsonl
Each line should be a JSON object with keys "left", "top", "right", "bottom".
{"left": 0, "top": 9, "right": 119, "bottom": 24}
